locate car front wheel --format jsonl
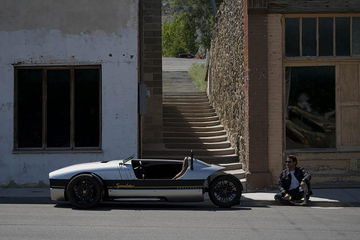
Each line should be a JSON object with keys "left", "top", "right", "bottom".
{"left": 209, "top": 175, "right": 242, "bottom": 208}
{"left": 66, "top": 174, "right": 102, "bottom": 209}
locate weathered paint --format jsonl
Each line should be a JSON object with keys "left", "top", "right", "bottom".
{"left": 0, "top": 0, "right": 139, "bottom": 186}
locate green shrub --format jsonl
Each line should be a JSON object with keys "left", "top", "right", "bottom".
{"left": 162, "top": 13, "right": 198, "bottom": 57}
{"left": 188, "top": 63, "right": 207, "bottom": 92}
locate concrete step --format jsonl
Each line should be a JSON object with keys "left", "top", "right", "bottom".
{"left": 224, "top": 169, "right": 246, "bottom": 179}
{"left": 163, "top": 106, "right": 214, "bottom": 111}
{"left": 240, "top": 179, "right": 247, "bottom": 192}
{"left": 164, "top": 94, "right": 208, "bottom": 98}
{"left": 163, "top": 125, "right": 224, "bottom": 133}
{"left": 164, "top": 120, "right": 221, "bottom": 127}
{"left": 141, "top": 154, "right": 240, "bottom": 164}
{"left": 163, "top": 99, "right": 209, "bottom": 103}
{"left": 164, "top": 130, "right": 227, "bottom": 137}
{"left": 164, "top": 95, "right": 208, "bottom": 99}
{"left": 219, "top": 162, "right": 242, "bottom": 171}
{"left": 165, "top": 141, "right": 231, "bottom": 149}
{"left": 163, "top": 100, "right": 210, "bottom": 104}
{"left": 164, "top": 136, "right": 228, "bottom": 143}
{"left": 164, "top": 99, "right": 208, "bottom": 102}
{"left": 163, "top": 107, "right": 215, "bottom": 114}
{"left": 163, "top": 102, "right": 211, "bottom": 107}
{"left": 164, "top": 102, "right": 211, "bottom": 106}
{"left": 163, "top": 101, "right": 210, "bottom": 105}
{"left": 144, "top": 148, "right": 236, "bottom": 156}
{"left": 163, "top": 112, "right": 218, "bottom": 118}
{"left": 164, "top": 92, "right": 207, "bottom": 96}
{"left": 164, "top": 116, "right": 219, "bottom": 122}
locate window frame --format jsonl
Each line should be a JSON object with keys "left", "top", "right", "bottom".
{"left": 14, "top": 65, "right": 102, "bottom": 152}
{"left": 283, "top": 64, "right": 337, "bottom": 151}
{"left": 283, "top": 14, "right": 360, "bottom": 59}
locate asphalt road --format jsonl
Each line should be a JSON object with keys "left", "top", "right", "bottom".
{"left": 0, "top": 202, "right": 359, "bottom": 240}
{"left": 162, "top": 57, "right": 206, "bottom": 71}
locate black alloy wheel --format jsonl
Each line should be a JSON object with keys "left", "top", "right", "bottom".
{"left": 67, "top": 174, "right": 102, "bottom": 209}
{"left": 209, "top": 175, "right": 242, "bottom": 208}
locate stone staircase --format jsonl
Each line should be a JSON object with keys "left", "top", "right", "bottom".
{"left": 143, "top": 92, "right": 246, "bottom": 187}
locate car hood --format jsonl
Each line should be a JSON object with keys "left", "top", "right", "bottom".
{"left": 49, "top": 160, "right": 122, "bottom": 180}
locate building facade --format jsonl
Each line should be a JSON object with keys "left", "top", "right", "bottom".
{"left": 209, "top": 0, "right": 360, "bottom": 188}
{"left": 0, "top": 0, "right": 143, "bottom": 186}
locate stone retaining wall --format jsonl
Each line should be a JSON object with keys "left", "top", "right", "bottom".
{"left": 208, "top": 0, "right": 249, "bottom": 169}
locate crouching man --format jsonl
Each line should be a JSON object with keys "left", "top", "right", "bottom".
{"left": 274, "top": 155, "right": 312, "bottom": 205}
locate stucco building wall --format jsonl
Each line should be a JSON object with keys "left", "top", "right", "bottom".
{"left": 0, "top": 0, "right": 139, "bottom": 186}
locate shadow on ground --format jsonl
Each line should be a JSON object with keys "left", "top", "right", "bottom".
{"left": 54, "top": 202, "right": 252, "bottom": 212}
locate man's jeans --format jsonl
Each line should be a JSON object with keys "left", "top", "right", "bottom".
{"left": 274, "top": 187, "right": 305, "bottom": 204}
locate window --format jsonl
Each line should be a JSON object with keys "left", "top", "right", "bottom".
{"left": 319, "top": 18, "right": 333, "bottom": 56}
{"left": 285, "top": 66, "right": 336, "bottom": 149}
{"left": 335, "top": 17, "right": 350, "bottom": 56}
{"left": 353, "top": 17, "right": 360, "bottom": 55}
{"left": 285, "top": 18, "right": 300, "bottom": 57}
{"left": 302, "top": 18, "right": 317, "bottom": 56}
{"left": 15, "top": 66, "right": 101, "bottom": 150}
{"left": 285, "top": 16, "right": 359, "bottom": 57}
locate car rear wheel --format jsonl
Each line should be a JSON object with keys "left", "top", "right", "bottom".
{"left": 66, "top": 174, "right": 102, "bottom": 209}
{"left": 209, "top": 175, "right": 242, "bottom": 208}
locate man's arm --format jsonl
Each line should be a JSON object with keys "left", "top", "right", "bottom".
{"left": 299, "top": 167, "right": 311, "bottom": 190}
{"left": 300, "top": 167, "right": 311, "bottom": 182}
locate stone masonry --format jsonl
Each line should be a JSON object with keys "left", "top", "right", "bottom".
{"left": 208, "top": 0, "right": 249, "bottom": 171}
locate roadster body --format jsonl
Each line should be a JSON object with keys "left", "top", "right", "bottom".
{"left": 49, "top": 156, "right": 242, "bottom": 208}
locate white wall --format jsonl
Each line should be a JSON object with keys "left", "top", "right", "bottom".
{"left": 0, "top": 0, "right": 139, "bottom": 186}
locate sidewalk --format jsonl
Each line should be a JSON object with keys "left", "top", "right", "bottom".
{"left": 242, "top": 188, "right": 360, "bottom": 207}
{"left": 1, "top": 188, "right": 360, "bottom": 207}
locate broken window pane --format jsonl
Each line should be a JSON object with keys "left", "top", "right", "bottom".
{"left": 286, "top": 66, "right": 336, "bottom": 149}
{"left": 17, "top": 69, "right": 43, "bottom": 148}
{"left": 285, "top": 18, "right": 300, "bottom": 57}
{"left": 302, "top": 18, "right": 317, "bottom": 56}
{"left": 336, "top": 17, "right": 350, "bottom": 56}
{"left": 352, "top": 17, "right": 360, "bottom": 55}
{"left": 319, "top": 17, "right": 334, "bottom": 56}
{"left": 74, "top": 69, "right": 100, "bottom": 147}
{"left": 47, "top": 70, "right": 71, "bottom": 148}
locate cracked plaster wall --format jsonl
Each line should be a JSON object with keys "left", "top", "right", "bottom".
{"left": 0, "top": 0, "right": 139, "bottom": 186}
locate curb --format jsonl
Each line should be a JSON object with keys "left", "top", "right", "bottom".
{"left": 241, "top": 199, "right": 360, "bottom": 208}
{"left": 0, "top": 197, "right": 52, "bottom": 204}
{"left": 0, "top": 196, "right": 359, "bottom": 208}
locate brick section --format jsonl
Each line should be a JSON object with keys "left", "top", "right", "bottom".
{"left": 267, "top": 14, "right": 284, "bottom": 185}
{"left": 248, "top": 13, "right": 268, "bottom": 172}
{"left": 290, "top": 152, "right": 360, "bottom": 187}
{"left": 140, "top": 0, "right": 163, "bottom": 150}
{"left": 266, "top": 14, "right": 360, "bottom": 188}
{"left": 246, "top": 12, "right": 272, "bottom": 188}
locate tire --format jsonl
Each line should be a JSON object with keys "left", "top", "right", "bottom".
{"left": 66, "top": 174, "right": 102, "bottom": 209}
{"left": 209, "top": 174, "right": 242, "bottom": 208}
